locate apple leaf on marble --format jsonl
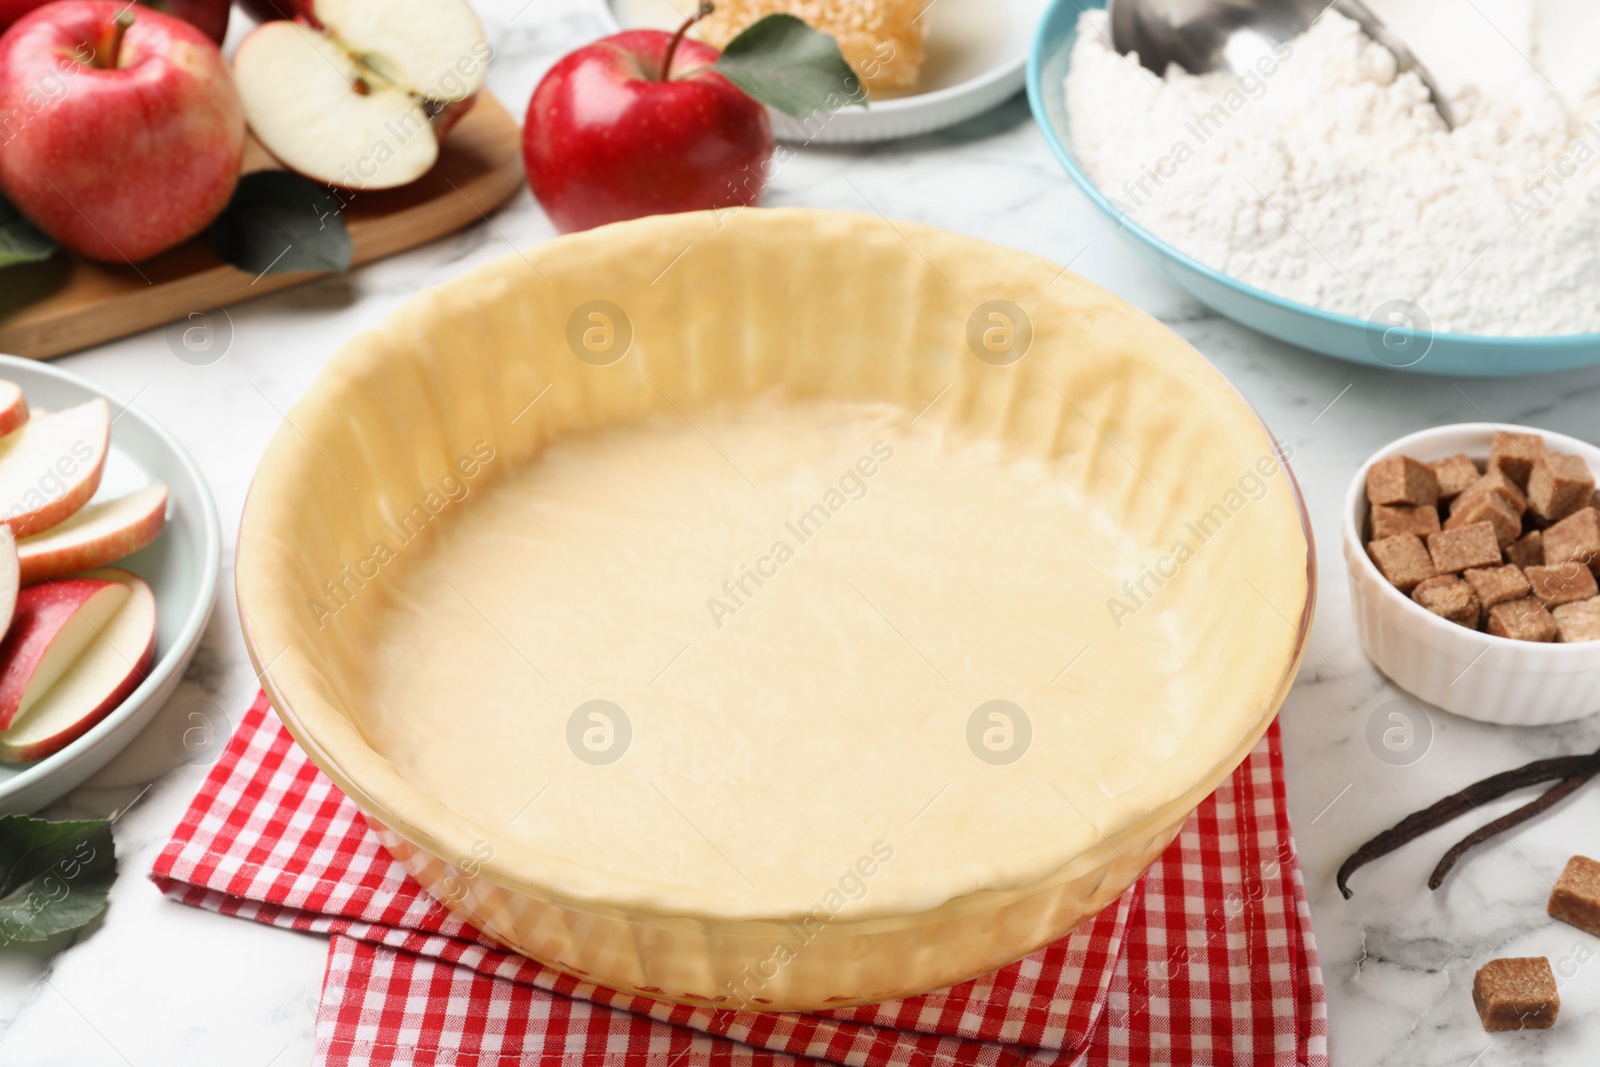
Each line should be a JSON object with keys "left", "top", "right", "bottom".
{"left": 0, "top": 815, "right": 116, "bottom": 944}
{"left": 210, "top": 171, "right": 353, "bottom": 276}
{"left": 0, "top": 194, "right": 57, "bottom": 270}
{"left": 714, "top": 14, "right": 866, "bottom": 118}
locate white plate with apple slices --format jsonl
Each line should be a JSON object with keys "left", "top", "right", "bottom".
{"left": 0, "top": 356, "right": 219, "bottom": 814}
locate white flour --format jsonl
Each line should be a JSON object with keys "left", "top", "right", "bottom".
{"left": 1064, "top": 8, "right": 1600, "bottom": 337}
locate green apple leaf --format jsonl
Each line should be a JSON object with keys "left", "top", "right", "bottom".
{"left": 713, "top": 14, "right": 867, "bottom": 118}
{"left": 210, "top": 171, "right": 353, "bottom": 276}
{"left": 0, "top": 816, "right": 116, "bottom": 945}
{"left": 0, "top": 194, "right": 57, "bottom": 270}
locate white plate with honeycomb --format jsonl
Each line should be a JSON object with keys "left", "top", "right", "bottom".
{"left": 597, "top": 0, "right": 1048, "bottom": 142}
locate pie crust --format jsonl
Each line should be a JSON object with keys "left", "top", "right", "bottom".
{"left": 237, "top": 208, "right": 1313, "bottom": 1009}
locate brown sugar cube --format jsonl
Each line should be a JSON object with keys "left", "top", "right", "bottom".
{"left": 1552, "top": 597, "right": 1600, "bottom": 643}
{"left": 1369, "top": 534, "right": 1436, "bottom": 591}
{"left": 1445, "top": 492, "right": 1522, "bottom": 549}
{"left": 1506, "top": 530, "right": 1544, "bottom": 570}
{"left": 1371, "top": 504, "right": 1441, "bottom": 540}
{"left": 1472, "top": 957, "right": 1559, "bottom": 1031}
{"left": 1462, "top": 565, "right": 1532, "bottom": 609}
{"left": 1428, "top": 522, "right": 1501, "bottom": 574}
{"left": 1450, "top": 468, "right": 1528, "bottom": 518}
{"left": 1488, "top": 430, "right": 1544, "bottom": 488}
{"left": 1367, "top": 455, "right": 1439, "bottom": 507}
{"left": 1524, "top": 563, "right": 1599, "bottom": 608}
{"left": 1528, "top": 451, "right": 1596, "bottom": 523}
{"left": 1411, "top": 575, "right": 1481, "bottom": 628}
{"left": 1544, "top": 507, "right": 1600, "bottom": 577}
{"left": 1430, "top": 454, "right": 1481, "bottom": 502}
{"left": 1486, "top": 598, "right": 1558, "bottom": 642}
{"left": 1549, "top": 855, "right": 1600, "bottom": 936}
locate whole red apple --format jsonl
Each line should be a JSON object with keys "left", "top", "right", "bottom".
{"left": 523, "top": 25, "right": 773, "bottom": 234}
{"left": 0, "top": 0, "right": 230, "bottom": 44}
{"left": 137, "top": 0, "right": 229, "bottom": 45}
{"left": 0, "top": 0, "right": 44, "bottom": 31}
{"left": 0, "top": 1, "right": 245, "bottom": 263}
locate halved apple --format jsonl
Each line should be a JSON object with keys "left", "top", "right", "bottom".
{"left": 231, "top": 0, "right": 489, "bottom": 190}
{"left": 0, "top": 568, "right": 156, "bottom": 763}
{"left": 0, "top": 399, "right": 110, "bottom": 538}
{"left": 0, "top": 577, "right": 131, "bottom": 731}
{"left": 0, "top": 381, "right": 28, "bottom": 441}
{"left": 17, "top": 484, "right": 168, "bottom": 586}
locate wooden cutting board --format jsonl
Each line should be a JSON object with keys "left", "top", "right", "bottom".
{"left": 0, "top": 92, "right": 525, "bottom": 361}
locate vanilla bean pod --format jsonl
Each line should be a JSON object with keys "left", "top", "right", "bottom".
{"left": 1337, "top": 746, "right": 1600, "bottom": 899}
{"left": 1427, "top": 775, "right": 1592, "bottom": 889}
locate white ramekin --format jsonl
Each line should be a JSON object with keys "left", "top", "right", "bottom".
{"left": 1344, "top": 423, "right": 1600, "bottom": 726}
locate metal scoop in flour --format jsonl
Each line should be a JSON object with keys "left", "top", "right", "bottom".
{"left": 1107, "top": 0, "right": 1457, "bottom": 129}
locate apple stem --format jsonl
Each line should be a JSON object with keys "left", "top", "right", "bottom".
{"left": 660, "top": 1, "right": 713, "bottom": 80}
{"left": 95, "top": 9, "right": 134, "bottom": 69}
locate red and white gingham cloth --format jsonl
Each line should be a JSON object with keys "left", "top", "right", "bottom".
{"left": 151, "top": 694, "right": 1328, "bottom": 1066}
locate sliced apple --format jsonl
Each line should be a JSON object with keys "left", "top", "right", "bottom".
{"left": 231, "top": 0, "right": 488, "bottom": 190}
{"left": 0, "top": 399, "right": 110, "bottom": 538}
{"left": 16, "top": 484, "right": 168, "bottom": 586}
{"left": 0, "top": 381, "right": 28, "bottom": 441}
{"left": 0, "top": 529, "right": 16, "bottom": 642}
{"left": 0, "top": 577, "right": 130, "bottom": 731}
{"left": 0, "top": 568, "right": 156, "bottom": 763}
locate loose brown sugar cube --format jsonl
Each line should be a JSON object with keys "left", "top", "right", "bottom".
{"left": 1528, "top": 451, "right": 1596, "bottom": 523}
{"left": 1486, "top": 598, "right": 1558, "bottom": 642}
{"left": 1524, "top": 563, "right": 1599, "bottom": 608}
{"left": 1367, "top": 455, "right": 1439, "bottom": 507}
{"left": 1411, "top": 575, "right": 1481, "bottom": 628}
{"left": 1544, "top": 508, "right": 1600, "bottom": 576}
{"left": 1430, "top": 454, "right": 1481, "bottom": 501}
{"left": 1488, "top": 430, "right": 1544, "bottom": 488}
{"left": 1428, "top": 523, "right": 1501, "bottom": 574}
{"left": 1462, "top": 565, "right": 1532, "bottom": 609}
{"left": 1445, "top": 492, "right": 1522, "bottom": 549}
{"left": 1369, "top": 534, "right": 1436, "bottom": 591}
{"left": 1506, "top": 530, "right": 1544, "bottom": 569}
{"left": 1552, "top": 597, "right": 1600, "bottom": 643}
{"left": 1549, "top": 855, "right": 1600, "bottom": 936}
{"left": 1472, "top": 957, "right": 1559, "bottom": 1032}
{"left": 1450, "top": 469, "right": 1528, "bottom": 518}
{"left": 1371, "top": 504, "right": 1441, "bottom": 540}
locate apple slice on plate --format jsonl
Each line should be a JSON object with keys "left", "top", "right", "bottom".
{"left": 0, "top": 569, "right": 156, "bottom": 763}
{"left": 0, "top": 399, "right": 110, "bottom": 538}
{"left": 0, "top": 380, "right": 28, "bottom": 440}
{"left": 231, "top": 0, "right": 488, "bottom": 190}
{"left": 0, "top": 576, "right": 131, "bottom": 731}
{"left": 0, "top": 529, "right": 16, "bottom": 641}
{"left": 17, "top": 484, "right": 168, "bottom": 586}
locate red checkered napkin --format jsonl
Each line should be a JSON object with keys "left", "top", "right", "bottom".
{"left": 151, "top": 695, "right": 1328, "bottom": 1066}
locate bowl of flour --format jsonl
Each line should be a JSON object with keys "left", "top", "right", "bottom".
{"left": 1026, "top": 0, "right": 1600, "bottom": 375}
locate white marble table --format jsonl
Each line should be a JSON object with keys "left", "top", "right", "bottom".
{"left": 3, "top": 2, "right": 1599, "bottom": 1063}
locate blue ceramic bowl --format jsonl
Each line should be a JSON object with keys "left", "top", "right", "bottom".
{"left": 1025, "top": 0, "right": 1600, "bottom": 377}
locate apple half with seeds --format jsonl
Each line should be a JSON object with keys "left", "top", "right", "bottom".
{"left": 231, "top": 0, "right": 489, "bottom": 190}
